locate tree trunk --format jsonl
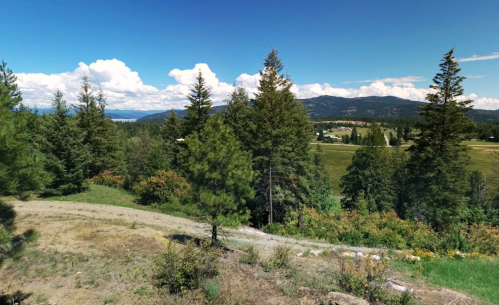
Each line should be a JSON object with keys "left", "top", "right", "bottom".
{"left": 268, "top": 161, "right": 273, "bottom": 223}
{"left": 298, "top": 208, "right": 303, "bottom": 228}
{"left": 212, "top": 224, "right": 218, "bottom": 245}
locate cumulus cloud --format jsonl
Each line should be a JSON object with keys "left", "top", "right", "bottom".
{"left": 343, "top": 76, "right": 426, "bottom": 87}
{"left": 15, "top": 59, "right": 499, "bottom": 111}
{"left": 459, "top": 52, "right": 499, "bottom": 62}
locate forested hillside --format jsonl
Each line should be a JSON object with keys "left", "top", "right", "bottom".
{"left": 138, "top": 95, "right": 499, "bottom": 124}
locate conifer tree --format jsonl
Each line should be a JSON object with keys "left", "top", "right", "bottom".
{"left": 161, "top": 109, "right": 182, "bottom": 144}
{"left": 403, "top": 126, "right": 411, "bottom": 142}
{"left": 405, "top": 49, "right": 475, "bottom": 231}
{"left": 317, "top": 130, "right": 325, "bottom": 141}
{"left": 0, "top": 60, "right": 22, "bottom": 110}
{"left": 340, "top": 123, "right": 394, "bottom": 213}
{"left": 397, "top": 126, "right": 404, "bottom": 143}
{"left": 182, "top": 71, "right": 213, "bottom": 137}
{"left": 42, "top": 91, "right": 90, "bottom": 195}
{"left": 222, "top": 86, "right": 254, "bottom": 149}
{"left": 186, "top": 114, "right": 254, "bottom": 244}
{"left": 350, "top": 127, "right": 358, "bottom": 145}
{"left": 0, "top": 61, "right": 50, "bottom": 197}
{"left": 1, "top": 62, "right": 49, "bottom": 264}
{"left": 160, "top": 109, "right": 185, "bottom": 172}
{"left": 249, "top": 48, "right": 313, "bottom": 224}
{"left": 75, "top": 77, "right": 124, "bottom": 177}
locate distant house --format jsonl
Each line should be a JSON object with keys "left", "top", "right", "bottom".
{"left": 325, "top": 135, "right": 340, "bottom": 140}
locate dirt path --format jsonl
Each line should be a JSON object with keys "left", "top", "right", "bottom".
{"left": 12, "top": 201, "right": 381, "bottom": 254}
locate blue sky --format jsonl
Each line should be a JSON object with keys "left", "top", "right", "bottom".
{"left": 2, "top": 0, "right": 499, "bottom": 110}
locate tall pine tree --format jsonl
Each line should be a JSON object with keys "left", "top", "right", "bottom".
{"left": 42, "top": 91, "right": 90, "bottom": 195}
{"left": 222, "top": 86, "right": 254, "bottom": 150}
{"left": 182, "top": 71, "right": 213, "bottom": 137}
{"left": 405, "top": 49, "right": 474, "bottom": 231}
{"left": 186, "top": 114, "right": 254, "bottom": 244}
{"left": 249, "top": 48, "right": 313, "bottom": 224}
{"left": 340, "top": 122, "right": 394, "bottom": 213}
{"left": 75, "top": 77, "right": 124, "bottom": 177}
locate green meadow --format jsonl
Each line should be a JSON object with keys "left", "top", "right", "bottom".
{"left": 314, "top": 143, "right": 499, "bottom": 193}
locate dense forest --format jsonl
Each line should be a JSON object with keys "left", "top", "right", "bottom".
{"left": 1, "top": 49, "right": 499, "bottom": 256}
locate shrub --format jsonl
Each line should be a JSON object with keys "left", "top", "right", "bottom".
{"left": 154, "top": 240, "right": 221, "bottom": 294}
{"left": 265, "top": 207, "right": 441, "bottom": 251}
{"left": 90, "top": 170, "right": 125, "bottom": 188}
{"left": 204, "top": 280, "right": 220, "bottom": 301}
{"left": 467, "top": 224, "right": 499, "bottom": 255}
{"left": 262, "top": 244, "right": 292, "bottom": 271}
{"left": 336, "top": 255, "right": 415, "bottom": 305}
{"left": 239, "top": 244, "right": 261, "bottom": 266}
{"left": 134, "top": 170, "right": 190, "bottom": 205}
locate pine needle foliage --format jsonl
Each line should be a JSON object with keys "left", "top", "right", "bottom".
{"left": 41, "top": 91, "right": 90, "bottom": 196}
{"left": 182, "top": 71, "right": 213, "bottom": 137}
{"left": 249, "top": 48, "right": 313, "bottom": 224}
{"left": 186, "top": 114, "right": 255, "bottom": 243}
{"left": 74, "top": 76, "right": 124, "bottom": 177}
{"left": 405, "top": 49, "right": 475, "bottom": 232}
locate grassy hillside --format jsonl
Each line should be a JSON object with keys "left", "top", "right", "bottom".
{"left": 39, "top": 184, "right": 147, "bottom": 210}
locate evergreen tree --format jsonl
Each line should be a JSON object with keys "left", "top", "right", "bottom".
{"left": 1, "top": 62, "right": 50, "bottom": 265}
{"left": 222, "top": 86, "right": 254, "bottom": 149}
{"left": 161, "top": 109, "right": 182, "bottom": 144}
{"left": 350, "top": 127, "right": 358, "bottom": 145}
{"left": 0, "top": 61, "right": 51, "bottom": 197}
{"left": 307, "top": 144, "right": 335, "bottom": 211}
{"left": 186, "top": 114, "right": 254, "bottom": 244}
{"left": 388, "top": 131, "right": 398, "bottom": 146}
{"left": 466, "top": 171, "right": 494, "bottom": 224}
{"left": 403, "top": 126, "right": 411, "bottom": 142}
{"left": 397, "top": 126, "right": 404, "bottom": 143}
{"left": 340, "top": 123, "right": 394, "bottom": 213}
{"left": 42, "top": 91, "right": 90, "bottom": 195}
{"left": 317, "top": 130, "right": 325, "bottom": 141}
{"left": 248, "top": 48, "right": 313, "bottom": 224}
{"left": 405, "top": 49, "right": 475, "bottom": 231}
{"left": 182, "top": 71, "right": 213, "bottom": 137}
{"left": 0, "top": 60, "right": 22, "bottom": 110}
{"left": 363, "top": 122, "right": 386, "bottom": 148}
{"left": 75, "top": 77, "right": 124, "bottom": 177}
{"left": 125, "top": 131, "right": 170, "bottom": 189}
{"left": 160, "top": 109, "right": 185, "bottom": 172}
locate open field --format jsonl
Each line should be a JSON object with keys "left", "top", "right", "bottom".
{"left": 314, "top": 143, "right": 499, "bottom": 192}
{"left": 39, "top": 184, "right": 149, "bottom": 211}
{"left": 1, "top": 199, "right": 494, "bottom": 305}
{"left": 391, "top": 258, "right": 499, "bottom": 305}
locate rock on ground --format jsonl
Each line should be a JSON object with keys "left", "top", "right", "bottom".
{"left": 324, "top": 292, "right": 369, "bottom": 305}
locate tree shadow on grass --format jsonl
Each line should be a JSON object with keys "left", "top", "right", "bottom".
{"left": 0, "top": 290, "right": 31, "bottom": 305}
{"left": 169, "top": 234, "right": 202, "bottom": 246}
{"left": 0, "top": 201, "right": 38, "bottom": 268}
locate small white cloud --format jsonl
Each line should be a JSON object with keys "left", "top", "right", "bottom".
{"left": 459, "top": 52, "right": 499, "bottom": 62}
{"left": 466, "top": 75, "right": 485, "bottom": 79}
{"left": 343, "top": 76, "right": 426, "bottom": 87}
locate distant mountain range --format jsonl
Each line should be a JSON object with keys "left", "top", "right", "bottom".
{"left": 137, "top": 96, "right": 499, "bottom": 124}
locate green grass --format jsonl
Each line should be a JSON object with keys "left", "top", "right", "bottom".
{"left": 391, "top": 258, "right": 499, "bottom": 305}
{"left": 40, "top": 184, "right": 149, "bottom": 210}
{"left": 313, "top": 142, "right": 499, "bottom": 192}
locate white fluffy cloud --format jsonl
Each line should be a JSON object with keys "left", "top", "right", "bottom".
{"left": 459, "top": 52, "right": 499, "bottom": 62}
{"left": 15, "top": 59, "right": 499, "bottom": 110}
{"left": 343, "top": 76, "right": 426, "bottom": 87}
